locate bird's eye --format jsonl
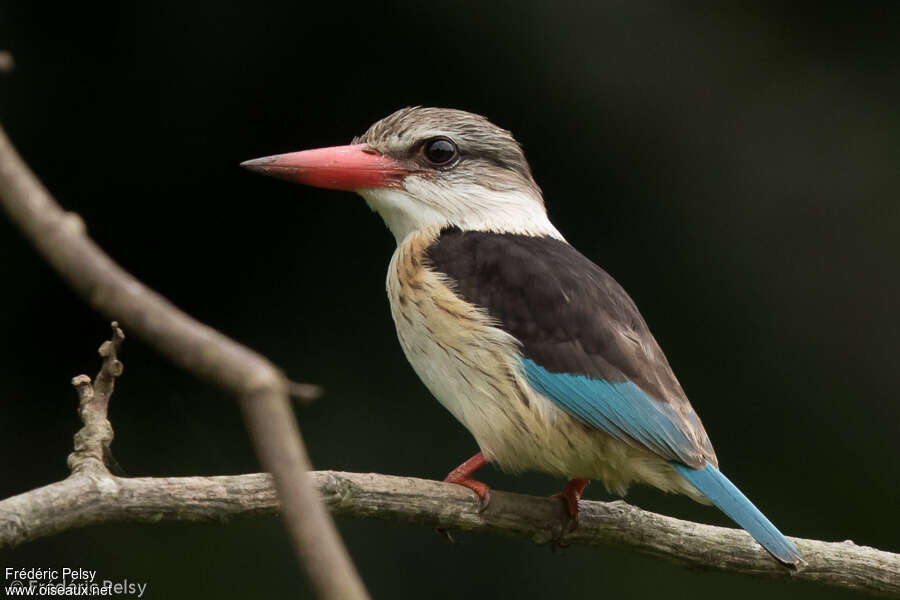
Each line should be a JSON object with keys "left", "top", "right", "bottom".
{"left": 422, "top": 137, "right": 458, "bottom": 166}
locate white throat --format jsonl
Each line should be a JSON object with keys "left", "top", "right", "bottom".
{"left": 359, "top": 176, "right": 564, "bottom": 244}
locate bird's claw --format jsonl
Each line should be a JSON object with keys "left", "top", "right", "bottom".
{"left": 550, "top": 492, "right": 580, "bottom": 533}
{"left": 547, "top": 498, "right": 578, "bottom": 551}
{"left": 436, "top": 478, "right": 492, "bottom": 542}
{"left": 435, "top": 486, "right": 490, "bottom": 542}
{"left": 548, "top": 478, "right": 589, "bottom": 550}
{"left": 436, "top": 452, "right": 492, "bottom": 543}
{"left": 475, "top": 486, "right": 492, "bottom": 512}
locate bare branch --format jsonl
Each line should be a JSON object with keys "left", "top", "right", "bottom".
{"left": 67, "top": 322, "right": 124, "bottom": 475}
{"left": 0, "top": 124, "right": 368, "bottom": 600}
{"left": 93, "top": 322, "right": 125, "bottom": 410}
{"left": 1, "top": 470, "right": 896, "bottom": 597}
{"left": 0, "top": 314, "right": 895, "bottom": 597}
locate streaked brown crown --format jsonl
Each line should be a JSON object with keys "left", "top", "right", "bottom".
{"left": 352, "top": 107, "right": 538, "bottom": 193}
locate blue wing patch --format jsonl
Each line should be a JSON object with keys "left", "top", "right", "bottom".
{"left": 521, "top": 358, "right": 705, "bottom": 467}
{"left": 521, "top": 359, "right": 801, "bottom": 564}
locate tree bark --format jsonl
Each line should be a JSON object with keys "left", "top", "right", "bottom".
{"left": 2, "top": 470, "right": 897, "bottom": 598}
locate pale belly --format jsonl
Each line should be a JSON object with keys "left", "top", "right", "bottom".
{"left": 384, "top": 239, "right": 701, "bottom": 500}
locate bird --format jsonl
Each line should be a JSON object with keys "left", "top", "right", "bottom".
{"left": 241, "top": 106, "right": 802, "bottom": 565}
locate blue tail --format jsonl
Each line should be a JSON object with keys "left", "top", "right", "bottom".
{"left": 673, "top": 462, "right": 801, "bottom": 565}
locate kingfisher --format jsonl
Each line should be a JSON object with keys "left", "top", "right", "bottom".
{"left": 242, "top": 107, "right": 801, "bottom": 565}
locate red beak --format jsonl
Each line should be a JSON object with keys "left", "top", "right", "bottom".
{"left": 240, "top": 143, "right": 409, "bottom": 191}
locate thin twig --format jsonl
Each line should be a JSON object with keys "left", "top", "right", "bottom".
{"left": 67, "top": 322, "right": 124, "bottom": 475}
{"left": 0, "top": 124, "right": 369, "bottom": 600}
{"left": 0, "top": 470, "right": 896, "bottom": 597}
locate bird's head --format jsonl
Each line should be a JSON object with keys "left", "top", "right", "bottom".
{"left": 241, "top": 107, "right": 562, "bottom": 242}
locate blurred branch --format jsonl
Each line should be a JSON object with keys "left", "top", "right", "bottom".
{"left": 0, "top": 51, "right": 13, "bottom": 74}
{"left": 2, "top": 470, "right": 897, "bottom": 598}
{"left": 0, "top": 124, "right": 369, "bottom": 600}
{"left": 288, "top": 379, "right": 325, "bottom": 403}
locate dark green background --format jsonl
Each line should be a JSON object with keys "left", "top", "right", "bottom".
{"left": 1, "top": 2, "right": 897, "bottom": 598}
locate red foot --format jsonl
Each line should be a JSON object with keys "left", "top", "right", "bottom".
{"left": 443, "top": 451, "right": 492, "bottom": 511}
{"left": 437, "top": 451, "right": 491, "bottom": 543}
{"left": 553, "top": 478, "right": 589, "bottom": 530}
